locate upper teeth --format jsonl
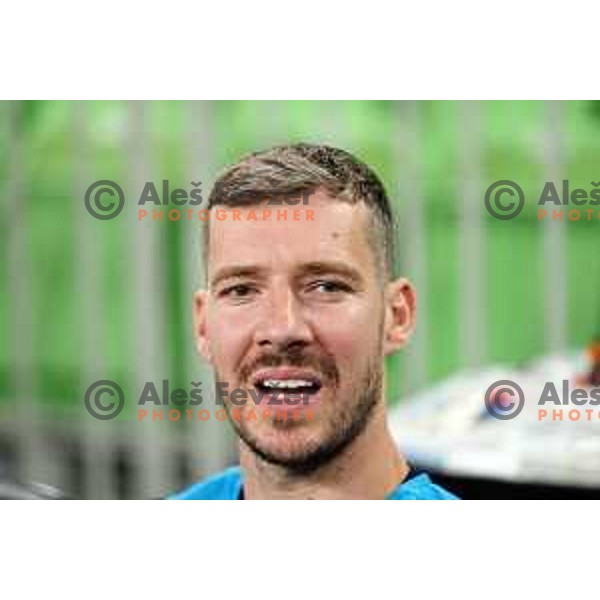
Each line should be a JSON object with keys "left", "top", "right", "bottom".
{"left": 262, "top": 379, "right": 313, "bottom": 389}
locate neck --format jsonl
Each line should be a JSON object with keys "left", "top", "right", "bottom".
{"left": 240, "top": 402, "right": 408, "bottom": 499}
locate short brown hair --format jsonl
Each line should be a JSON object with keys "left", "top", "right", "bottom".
{"left": 203, "top": 143, "right": 396, "bottom": 280}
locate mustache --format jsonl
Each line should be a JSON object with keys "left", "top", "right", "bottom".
{"left": 238, "top": 347, "right": 339, "bottom": 386}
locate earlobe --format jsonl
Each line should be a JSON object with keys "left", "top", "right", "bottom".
{"left": 192, "top": 290, "right": 212, "bottom": 362}
{"left": 383, "top": 278, "right": 417, "bottom": 355}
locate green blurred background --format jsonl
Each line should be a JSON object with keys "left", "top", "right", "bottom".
{"left": 1, "top": 101, "right": 599, "bottom": 498}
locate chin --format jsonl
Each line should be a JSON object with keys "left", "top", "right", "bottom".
{"left": 240, "top": 417, "right": 358, "bottom": 474}
{"left": 241, "top": 420, "right": 331, "bottom": 468}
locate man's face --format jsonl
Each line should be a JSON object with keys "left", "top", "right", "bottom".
{"left": 195, "top": 189, "right": 411, "bottom": 470}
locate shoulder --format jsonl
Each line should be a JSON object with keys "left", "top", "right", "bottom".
{"left": 388, "top": 473, "right": 460, "bottom": 500}
{"left": 169, "top": 466, "right": 243, "bottom": 500}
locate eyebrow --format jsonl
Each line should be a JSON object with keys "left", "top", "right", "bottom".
{"left": 210, "top": 266, "right": 268, "bottom": 289}
{"left": 210, "top": 261, "right": 364, "bottom": 290}
{"left": 295, "top": 261, "right": 364, "bottom": 284}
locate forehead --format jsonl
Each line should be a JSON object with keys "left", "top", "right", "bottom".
{"left": 207, "top": 190, "right": 376, "bottom": 279}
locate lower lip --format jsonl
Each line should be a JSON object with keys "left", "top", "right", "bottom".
{"left": 251, "top": 388, "right": 322, "bottom": 411}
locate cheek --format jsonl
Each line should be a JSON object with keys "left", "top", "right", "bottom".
{"left": 206, "top": 307, "right": 254, "bottom": 372}
{"left": 316, "top": 304, "right": 383, "bottom": 364}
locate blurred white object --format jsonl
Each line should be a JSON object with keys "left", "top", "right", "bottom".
{"left": 390, "top": 349, "right": 600, "bottom": 487}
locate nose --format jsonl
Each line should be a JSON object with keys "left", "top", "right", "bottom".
{"left": 254, "top": 283, "right": 313, "bottom": 350}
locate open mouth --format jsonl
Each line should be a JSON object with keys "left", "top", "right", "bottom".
{"left": 255, "top": 378, "right": 322, "bottom": 395}
{"left": 251, "top": 368, "right": 324, "bottom": 401}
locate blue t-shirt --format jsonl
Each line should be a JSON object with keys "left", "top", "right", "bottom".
{"left": 170, "top": 466, "right": 459, "bottom": 500}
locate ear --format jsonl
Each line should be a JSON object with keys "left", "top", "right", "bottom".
{"left": 192, "top": 290, "right": 212, "bottom": 362}
{"left": 383, "top": 277, "right": 417, "bottom": 356}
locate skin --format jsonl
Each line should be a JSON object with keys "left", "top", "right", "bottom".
{"left": 193, "top": 188, "right": 417, "bottom": 499}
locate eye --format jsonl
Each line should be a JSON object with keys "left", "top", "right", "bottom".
{"left": 308, "top": 279, "right": 353, "bottom": 294}
{"left": 218, "top": 283, "right": 258, "bottom": 301}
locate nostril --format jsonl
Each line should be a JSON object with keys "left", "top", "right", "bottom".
{"left": 256, "top": 337, "right": 310, "bottom": 351}
{"left": 286, "top": 340, "right": 310, "bottom": 351}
